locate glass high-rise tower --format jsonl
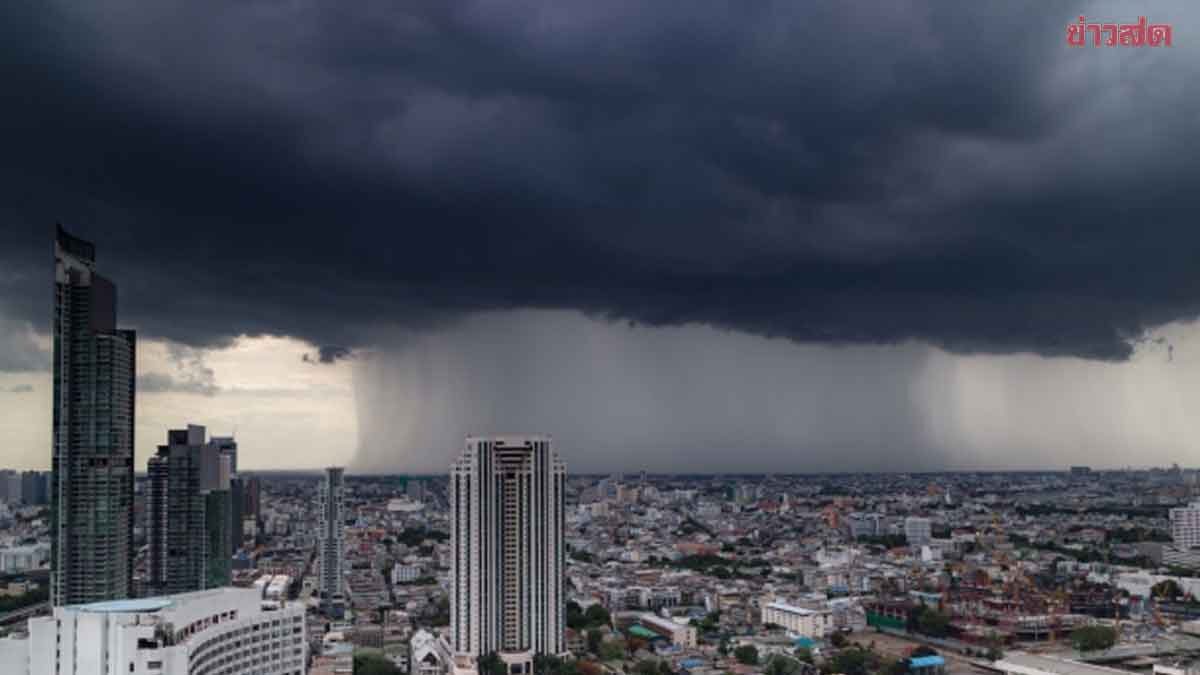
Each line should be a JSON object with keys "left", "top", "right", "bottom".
{"left": 318, "top": 466, "right": 346, "bottom": 617}
{"left": 450, "top": 436, "right": 567, "bottom": 673}
{"left": 147, "top": 425, "right": 233, "bottom": 595}
{"left": 51, "top": 225, "right": 137, "bottom": 607}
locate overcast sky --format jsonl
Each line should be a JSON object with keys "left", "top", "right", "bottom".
{"left": 3, "top": 1, "right": 1200, "bottom": 472}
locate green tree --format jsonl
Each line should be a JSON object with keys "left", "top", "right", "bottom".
{"left": 763, "top": 655, "right": 802, "bottom": 675}
{"left": 985, "top": 632, "right": 1004, "bottom": 661}
{"left": 635, "top": 659, "right": 662, "bottom": 675}
{"left": 587, "top": 629, "right": 604, "bottom": 655}
{"left": 428, "top": 596, "right": 450, "bottom": 626}
{"left": 825, "top": 648, "right": 871, "bottom": 675}
{"left": 794, "top": 647, "right": 813, "bottom": 664}
{"left": 567, "top": 602, "right": 585, "bottom": 630}
{"left": 734, "top": 645, "right": 759, "bottom": 666}
{"left": 600, "top": 639, "right": 627, "bottom": 662}
{"left": 478, "top": 653, "right": 509, "bottom": 675}
{"left": 1071, "top": 625, "right": 1117, "bottom": 653}
{"left": 354, "top": 652, "right": 403, "bottom": 675}
{"left": 1153, "top": 579, "right": 1183, "bottom": 600}
{"left": 694, "top": 611, "right": 721, "bottom": 634}
{"left": 916, "top": 607, "right": 951, "bottom": 638}
{"left": 829, "top": 632, "right": 848, "bottom": 648}
{"left": 584, "top": 604, "right": 612, "bottom": 628}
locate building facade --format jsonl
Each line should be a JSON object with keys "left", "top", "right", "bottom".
{"left": 1171, "top": 502, "right": 1200, "bottom": 550}
{"left": 318, "top": 467, "right": 346, "bottom": 617}
{"left": 0, "top": 587, "right": 305, "bottom": 675}
{"left": 51, "top": 225, "right": 137, "bottom": 607}
{"left": 450, "top": 436, "right": 567, "bottom": 673}
{"left": 761, "top": 601, "right": 834, "bottom": 638}
{"left": 147, "top": 426, "right": 233, "bottom": 596}
{"left": 905, "top": 517, "right": 933, "bottom": 547}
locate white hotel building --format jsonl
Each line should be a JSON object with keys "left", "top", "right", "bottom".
{"left": 0, "top": 587, "right": 306, "bottom": 675}
{"left": 450, "top": 436, "right": 567, "bottom": 674}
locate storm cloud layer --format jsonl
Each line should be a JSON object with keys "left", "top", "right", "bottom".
{"left": 2, "top": 0, "right": 1199, "bottom": 363}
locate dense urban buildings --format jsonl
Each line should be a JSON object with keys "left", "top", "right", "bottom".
{"left": 50, "top": 226, "right": 137, "bottom": 607}
{"left": 146, "top": 425, "right": 234, "bottom": 596}
{"left": 318, "top": 466, "right": 346, "bottom": 618}
{"left": 0, "top": 588, "right": 306, "bottom": 675}
{"left": 11, "top": 453, "right": 1200, "bottom": 675}
{"left": 449, "top": 436, "right": 567, "bottom": 672}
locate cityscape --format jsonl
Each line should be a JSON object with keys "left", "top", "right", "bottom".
{"left": 0, "top": 228, "right": 1197, "bottom": 675}
{"left": 4, "top": 3, "right": 1200, "bottom": 675}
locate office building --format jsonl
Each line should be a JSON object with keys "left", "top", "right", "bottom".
{"left": 147, "top": 425, "right": 233, "bottom": 596}
{"left": 21, "top": 471, "right": 49, "bottom": 506}
{"left": 905, "top": 517, "right": 932, "bottom": 546}
{"left": 318, "top": 467, "right": 346, "bottom": 617}
{"left": 0, "top": 471, "right": 21, "bottom": 504}
{"left": 449, "top": 436, "right": 567, "bottom": 673}
{"left": 230, "top": 477, "right": 246, "bottom": 554}
{"left": 1171, "top": 501, "right": 1200, "bottom": 550}
{"left": 210, "top": 436, "right": 237, "bottom": 475}
{"left": 51, "top": 225, "right": 137, "bottom": 607}
{"left": 0, "top": 587, "right": 306, "bottom": 675}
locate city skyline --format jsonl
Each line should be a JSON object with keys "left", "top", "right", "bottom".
{"left": 4, "top": 2, "right": 1200, "bottom": 473}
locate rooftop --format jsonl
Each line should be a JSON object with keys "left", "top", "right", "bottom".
{"left": 997, "top": 653, "right": 1131, "bottom": 675}
{"left": 78, "top": 598, "right": 174, "bottom": 613}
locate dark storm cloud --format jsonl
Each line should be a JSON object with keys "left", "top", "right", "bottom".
{"left": 2, "top": 0, "right": 1199, "bottom": 360}
{"left": 0, "top": 311, "right": 47, "bottom": 372}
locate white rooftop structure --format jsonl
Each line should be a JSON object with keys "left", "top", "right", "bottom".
{"left": 0, "top": 587, "right": 306, "bottom": 675}
{"left": 997, "top": 653, "right": 1133, "bottom": 675}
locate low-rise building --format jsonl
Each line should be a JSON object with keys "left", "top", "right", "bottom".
{"left": 760, "top": 601, "right": 833, "bottom": 638}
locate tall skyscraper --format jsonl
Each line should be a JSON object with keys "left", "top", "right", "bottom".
{"left": 450, "top": 436, "right": 567, "bottom": 672}
{"left": 212, "top": 436, "right": 244, "bottom": 553}
{"left": 51, "top": 226, "right": 137, "bottom": 607}
{"left": 147, "top": 425, "right": 233, "bottom": 595}
{"left": 210, "top": 436, "right": 238, "bottom": 475}
{"left": 318, "top": 466, "right": 346, "bottom": 617}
